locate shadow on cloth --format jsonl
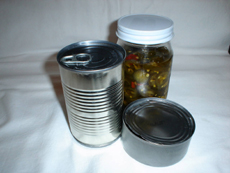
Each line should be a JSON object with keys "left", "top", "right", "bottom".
{"left": 44, "top": 52, "right": 69, "bottom": 127}
{"left": 108, "top": 20, "right": 118, "bottom": 43}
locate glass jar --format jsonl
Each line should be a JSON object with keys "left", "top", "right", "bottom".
{"left": 116, "top": 14, "right": 174, "bottom": 106}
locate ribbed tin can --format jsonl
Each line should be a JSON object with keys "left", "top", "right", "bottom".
{"left": 57, "top": 40, "right": 126, "bottom": 147}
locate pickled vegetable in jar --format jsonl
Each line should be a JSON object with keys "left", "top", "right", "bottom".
{"left": 116, "top": 14, "right": 174, "bottom": 106}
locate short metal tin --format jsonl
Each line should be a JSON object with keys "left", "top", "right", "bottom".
{"left": 122, "top": 98, "right": 195, "bottom": 167}
{"left": 57, "top": 40, "right": 126, "bottom": 147}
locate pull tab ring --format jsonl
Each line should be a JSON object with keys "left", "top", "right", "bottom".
{"left": 61, "top": 53, "right": 92, "bottom": 65}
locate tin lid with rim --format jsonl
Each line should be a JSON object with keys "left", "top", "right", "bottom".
{"left": 116, "top": 14, "right": 174, "bottom": 45}
{"left": 123, "top": 98, "right": 195, "bottom": 145}
{"left": 57, "top": 40, "right": 126, "bottom": 73}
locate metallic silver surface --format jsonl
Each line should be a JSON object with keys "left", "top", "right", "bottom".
{"left": 57, "top": 40, "right": 126, "bottom": 147}
{"left": 59, "top": 64, "right": 123, "bottom": 91}
{"left": 61, "top": 53, "right": 92, "bottom": 65}
{"left": 122, "top": 98, "right": 195, "bottom": 167}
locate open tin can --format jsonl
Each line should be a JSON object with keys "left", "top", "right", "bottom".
{"left": 122, "top": 97, "right": 195, "bottom": 167}
{"left": 57, "top": 40, "right": 126, "bottom": 147}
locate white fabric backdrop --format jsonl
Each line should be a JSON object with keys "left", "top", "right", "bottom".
{"left": 0, "top": 0, "right": 230, "bottom": 173}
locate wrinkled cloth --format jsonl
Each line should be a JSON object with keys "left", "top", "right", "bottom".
{"left": 0, "top": 0, "right": 230, "bottom": 173}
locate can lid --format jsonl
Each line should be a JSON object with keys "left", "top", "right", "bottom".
{"left": 57, "top": 40, "right": 126, "bottom": 73}
{"left": 123, "top": 98, "right": 195, "bottom": 145}
{"left": 116, "top": 14, "right": 174, "bottom": 45}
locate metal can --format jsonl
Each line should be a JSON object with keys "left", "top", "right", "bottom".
{"left": 116, "top": 14, "right": 174, "bottom": 106}
{"left": 122, "top": 98, "right": 195, "bottom": 167}
{"left": 57, "top": 40, "right": 126, "bottom": 147}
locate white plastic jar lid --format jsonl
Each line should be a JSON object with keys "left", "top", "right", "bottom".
{"left": 116, "top": 14, "right": 174, "bottom": 45}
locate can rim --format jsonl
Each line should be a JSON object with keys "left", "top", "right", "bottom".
{"left": 123, "top": 98, "right": 195, "bottom": 145}
{"left": 57, "top": 40, "right": 126, "bottom": 73}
